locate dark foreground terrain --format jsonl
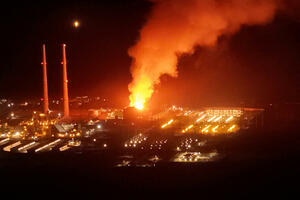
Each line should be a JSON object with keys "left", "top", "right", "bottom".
{"left": 1, "top": 128, "right": 300, "bottom": 199}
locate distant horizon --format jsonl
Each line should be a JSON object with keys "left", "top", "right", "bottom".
{"left": 1, "top": 0, "right": 300, "bottom": 110}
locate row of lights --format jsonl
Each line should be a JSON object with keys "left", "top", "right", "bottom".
{"left": 149, "top": 139, "right": 168, "bottom": 150}
{"left": 124, "top": 133, "right": 147, "bottom": 148}
{"left": 177, "top": 138, "right": 205, "bottom": 150}
{"left": 174, "top": 151, "right": 218, "bottom": 162}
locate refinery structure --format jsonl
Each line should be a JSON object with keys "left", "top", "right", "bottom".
{"left": 0, "top": 44, "right": 266, "bottom": 165}
{"left": 2, "top": 2, "right": 300, "bottom": 197}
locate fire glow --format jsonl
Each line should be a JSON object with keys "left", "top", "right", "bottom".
{"left": 161, "top": 119, "right": 174, "bottom": 128}
{"left": 128, "top": 0, "right": 279, "bottom": 109}
{"left": 128, "top": 75, "right": 153, "bottom": 110}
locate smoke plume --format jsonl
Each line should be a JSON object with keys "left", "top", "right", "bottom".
{"left": 128, "top": 0, "right": 280, "bottom": 109}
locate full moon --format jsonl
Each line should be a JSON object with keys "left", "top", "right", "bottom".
{"left": 73, "top": 20, "right": 80, "bottom": 28}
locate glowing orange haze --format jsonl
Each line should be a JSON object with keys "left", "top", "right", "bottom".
{"left": 128, "top": 0, "right": 280, "bottom": 110}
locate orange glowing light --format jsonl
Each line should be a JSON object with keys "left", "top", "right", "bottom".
{"left": 196, "top": 114, "right": 207, "bottom": 122}
{"left": 201, "top": 125, "right": 211, "bottom": 133}
{"left": 213, "top": 116, "right": 222, "bottom": 122}
{"left": 73, "top": 20, "right": 80, "bottom": 28}
{"left": 207, "top": 115, "right": 217, "bottom": 122}
{"left": 135, "top": 102, "right": 144, "bottom": 110}
{"left": 212, "top": 125, "right": 219, "bottom": 133}
{"left": 225, "top": 116, "right": 234, "bottom": 123}
{"left": 129, "top": 75, "right": 153, "bottom": 110}
{"left": 182, "top": 124, "right": 194, "bottom": 133}
{"left": 227, "top": 125, "right": 236, "bottom": 132}
{"left": 161, "top": 119, "right": 174, "bottom": 128}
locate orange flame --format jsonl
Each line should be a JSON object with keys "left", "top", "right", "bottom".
{"left": 128, "top": 0, "right": 279, "bottom": 108}
{"left": 129, "top": 75, "right": 153, "bottom": 110}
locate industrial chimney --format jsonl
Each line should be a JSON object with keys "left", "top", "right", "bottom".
{"left": 42, "top": 44, "right": 49, "bottom": 114}
{"left": 62, "top": 44, "right": 70, "bottom": 117}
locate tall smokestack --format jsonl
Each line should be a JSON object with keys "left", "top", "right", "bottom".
{"left": 62, "top": 44, "right": 70, "bottom": 117}
{"left": 42, "top": 44, "right": 49, "bottom": 114}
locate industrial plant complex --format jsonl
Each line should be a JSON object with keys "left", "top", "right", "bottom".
{"left": 0, "top": 44, "right": 269, "bottom": 167}
{"left": 2, "top": 1, "right": 300, "bottom": 198}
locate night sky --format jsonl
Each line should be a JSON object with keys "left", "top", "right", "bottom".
{"left": 1, "top": 0, "right": 300, "bottom": 107}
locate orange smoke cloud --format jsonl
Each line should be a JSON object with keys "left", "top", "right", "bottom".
{"left": 128, "top": 0, "right": 280, "bottom": 110}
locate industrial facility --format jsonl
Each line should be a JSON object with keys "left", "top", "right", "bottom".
{"left": 0, "top": 44, "right": 266, "bottom": 166}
